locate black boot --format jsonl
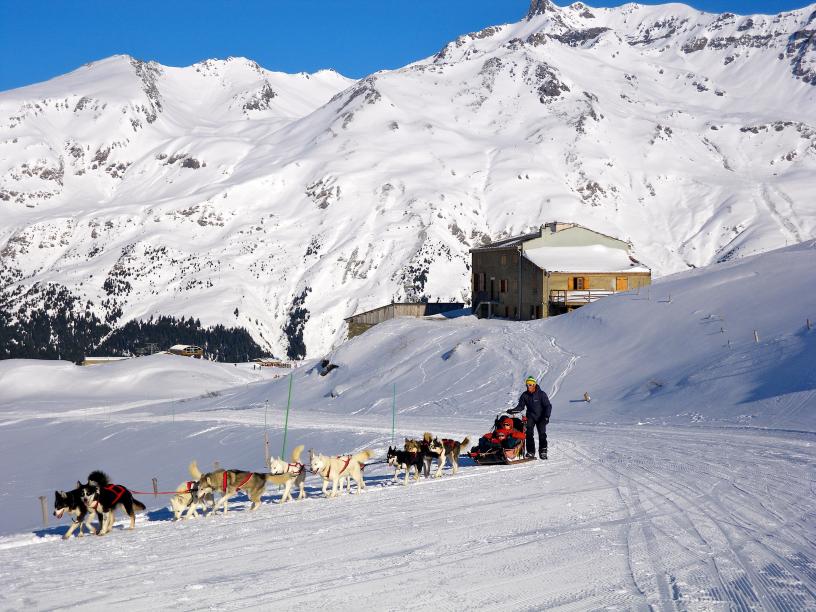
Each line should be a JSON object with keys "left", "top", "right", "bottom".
{"left": 539, "top": 450, "right": 547, "bottom": 460}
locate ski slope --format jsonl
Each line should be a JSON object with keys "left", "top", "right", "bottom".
{"left": 0, "top": 242, "right": 814, "bottom": 609}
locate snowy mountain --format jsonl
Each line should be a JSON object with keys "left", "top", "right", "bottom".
{"left": 0, "top": 241, "right": 814, "bottom": 609}
{"left": 1, "top": 1, "right": 815, "bottom": 359}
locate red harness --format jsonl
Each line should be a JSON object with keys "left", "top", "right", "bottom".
{"left": 104, "top": 484, "right": 125, "bottom": 505}
{"left": 223, "top": 471, "right": 254, "bottom": 493}
{"left": 91, "top": 484, "right": 125, "bottom": 510}
{"left": 327, "top": 455, "right": 352, "bottom": 480}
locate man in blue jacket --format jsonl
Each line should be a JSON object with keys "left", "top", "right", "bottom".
{"left": 509, "top": 376, "right": 552, "bottom": 459}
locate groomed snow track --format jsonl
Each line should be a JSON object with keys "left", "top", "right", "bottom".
{"left": 1, "top": 423, "right": 813, "bottom": 610}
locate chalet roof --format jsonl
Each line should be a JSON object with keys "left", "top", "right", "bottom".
{"left": 523, "top": 245, "right": 650, "bottom": 273}
{"left": 469, "top": 231, "right": 540, "bottom": 252}
{"left": 470, "top": 222, "right": 631, "bottom": 252}
{"left": 169, "top": 344, "right": 202, "bottom": 351}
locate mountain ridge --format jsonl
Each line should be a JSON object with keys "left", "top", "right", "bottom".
{"left": 1, "top": 0, "right": 814, "bottom": 359}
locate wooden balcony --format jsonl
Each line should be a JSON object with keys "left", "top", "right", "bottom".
{"left": 549, "top": 289, "right": 614, "bottom": 306}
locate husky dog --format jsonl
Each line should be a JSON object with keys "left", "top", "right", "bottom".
{"left": 191, "top": 455, "right": 306, "bottom": 516}
{"left": 54, "top": 484, "right": 101, "bottom": 539}
{"left": 404, "top": 438, "right": 423, "bottom": 454}
{"left": 439, "top": 437, "right": 471, "bottom": 475}
{"left": 309, "top": 449, "right": 373, "bottom": 497}
{"left": 268, "top": 444, "right": 306, "bottom": 478}
{"left": 169, "top": 467, "right": 214, "bottom": 520}
{"left": 422, "top": 433, "right": 446, "bottom": 478}
{"left": 386, "top": 446, "right": 423, "bottom": 485}
{"left": 79, "top": 471, "right": 146, "bottom": 536}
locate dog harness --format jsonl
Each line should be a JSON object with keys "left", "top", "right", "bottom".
{"left": 223, "top": 471, "right": 254, "bottom": 493}
{"left": 326, "top": 455, "right": 352, "bottom": 480}
{"left": 285, "top": 462, "right": 304, "bottom": 475}
{"left": 274, "top": 462, "right": 304, "bottom": 476}
{"left": 91, "top": 484, "right": 125, "bottom": 510}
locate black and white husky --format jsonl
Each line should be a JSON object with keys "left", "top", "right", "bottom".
{"left": 386, "top": 446, "right": 423, "bottom": 485}
{"left": 54, "top": 484, "right": 101, "bottom": 539}
{"left": 79, "top": 471, "right": 146, "bottom": 535}
{"left": 421, "top": 433, "right": 447, "bottom": 478}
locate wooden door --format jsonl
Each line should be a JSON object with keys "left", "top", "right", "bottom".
{"left": 616, "top": 277, "right": 628, "bottom": 291}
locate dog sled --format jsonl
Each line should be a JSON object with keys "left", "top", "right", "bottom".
{"left": 469, "top": 413, "right": 536, "bottom": 465}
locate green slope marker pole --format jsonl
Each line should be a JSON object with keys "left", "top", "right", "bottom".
{"left": 392, "top": 383, "right": 396, "bottom": 446}
{"left": 281, "top": 373, "right": 293, "bottom": 458}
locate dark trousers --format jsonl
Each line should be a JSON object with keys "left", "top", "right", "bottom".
{"left": 526, "top": 418, "right": 547, "bottom": 454}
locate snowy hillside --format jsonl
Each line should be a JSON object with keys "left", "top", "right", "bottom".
{"left": 2, "top": 1, "right": 816, "bottom": 359}
{"left": 0, "top": 241, "right": 814, "bottom": 609}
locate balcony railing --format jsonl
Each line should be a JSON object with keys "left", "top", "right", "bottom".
{"left": 549, "top": 289, "right": 614, "bottom": 305}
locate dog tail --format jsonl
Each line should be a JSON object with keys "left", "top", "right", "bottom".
{"left": 460, "top": 436, "right": 471, "bottom": 450}
{"left": 87, "top": 470, "right": 110, "bottom": 487}
{"left": 132, "top": 498, "right": 146, "bottom": 512}
{"left": 188, "top": 460, "right": 202, "bottom": 480}
{"left": 423, "top": 432, "right": 432, "bottom": 444}
{"left": 354, "top": 449, "right": 375, "bottom": 463}
{"left": 290, "top": 444, "right": 304, "bottom": 464}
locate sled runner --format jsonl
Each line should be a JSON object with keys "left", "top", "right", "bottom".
{"left": 469, "top": 413, "right": 537, "bottom": 465}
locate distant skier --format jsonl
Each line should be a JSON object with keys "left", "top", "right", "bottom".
{"left": 509, "top": 376, "right": 552, "bottom": 460}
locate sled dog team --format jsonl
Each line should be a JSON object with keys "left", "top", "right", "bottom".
{"left": 53, "top": 433, "right": 471, "bottom": 538}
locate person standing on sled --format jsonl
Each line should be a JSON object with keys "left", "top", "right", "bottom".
{"left": 509, "top": 376, "right": 552, "bottom": 460}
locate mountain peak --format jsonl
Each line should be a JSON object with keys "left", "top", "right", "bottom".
{"left": 526, "top": 0, "right": 557, "bottom": 20}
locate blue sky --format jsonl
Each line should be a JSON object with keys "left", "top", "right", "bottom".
{"left": 0, "top": 0, "right": 809, "bottom": 91}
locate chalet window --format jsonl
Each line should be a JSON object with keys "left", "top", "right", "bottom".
{"left": 572, "top": 277, "right": 589, "bottom": 290}
{"left": 501, "top": 254, "right": 508, "bottom": 266}
{"left": 500, "top": 279, "right": 508, "bottom": 293}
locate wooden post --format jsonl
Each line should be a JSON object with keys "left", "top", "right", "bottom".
{"left": 808, "top": 318, "right": 812, "bottom": 330}
{"left": 754, "top": 330, "right": 759, "bottom": 343}
{"left": 392, "top": 383, "right": 397, "bottom": 446}
{"left": 39, "top": 496, "right": 48, "bottom": 527}
{"left": 152, "top": 478, "right": 158, "bottom": 498}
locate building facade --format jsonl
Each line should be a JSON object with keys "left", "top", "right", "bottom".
{"left": 470, "top": 222, "right": 651, "bottom": 319}
{"left": 345, "top": 302, "right": 464, "bottom": 339}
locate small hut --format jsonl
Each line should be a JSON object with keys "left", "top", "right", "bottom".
{"left": 168, "top": 344, "right": 204, "bottom": 358}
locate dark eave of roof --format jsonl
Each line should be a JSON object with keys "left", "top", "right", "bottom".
{"left": 469, "top": 231, "right": 540, "bottom": 253}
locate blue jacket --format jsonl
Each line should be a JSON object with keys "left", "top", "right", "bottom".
{"left": 512, "top": 387, "right": 552, "bottom": 421}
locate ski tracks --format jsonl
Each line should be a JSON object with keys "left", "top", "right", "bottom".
{"left": 759, "top": 184, "right": 804, "bottom": 245}
{"left": 561, "top": 428, "right": 816, "bottom": 610}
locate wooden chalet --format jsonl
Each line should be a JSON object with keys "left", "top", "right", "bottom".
{"left": 470, "top": 222, "right": 651, "bottom": 319}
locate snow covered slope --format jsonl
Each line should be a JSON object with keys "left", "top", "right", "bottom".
{"left": 2, "top": 2, "right": 815, "bottom": 359}
{"left": 0, "top": 243, "right": 814, "bottom": 609}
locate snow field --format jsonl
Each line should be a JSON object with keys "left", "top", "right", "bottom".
{"left": 0, "top": 425, "right": 813, "bottom": 610}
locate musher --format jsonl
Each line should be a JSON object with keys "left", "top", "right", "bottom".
{"left": 509, "top": 376, "right": 552, "bottom": 460}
